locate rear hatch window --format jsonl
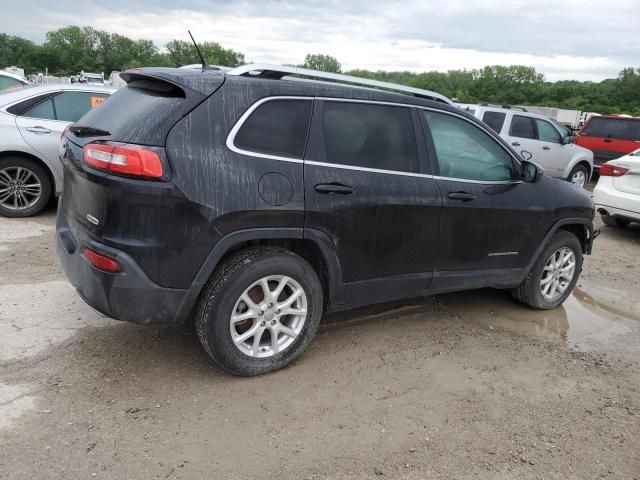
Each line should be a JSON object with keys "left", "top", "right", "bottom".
{"left": 582, "top": 117, "right": 640, "bottom": 141}
{"left": 73, "top": 79, "right": 194, "bottom": 146}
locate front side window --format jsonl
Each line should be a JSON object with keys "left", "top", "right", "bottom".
{"left": 321, "top": 101, "right": 417, "bottom": 172}
{"left": 234, "top": 99, "right": 312, "bottom": 158}
{"left": 535, "top": 119, "right": 562, "bottom": 143}
{"left": 482, "top": 111, "right": 507, "bottom": 133}
{"left": 510, "top": 115, "right": 536, "bottom": 139}
{"left": 423, "top": 110, "right": 515, "bottom": 182}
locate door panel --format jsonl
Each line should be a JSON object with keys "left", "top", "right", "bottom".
{"left": 15, "top": 115, "right": 67, "bottom": 166}
{"left": 305, "top": 165, "right": 441, "bottom": 283}
{"left": 435, "top": 179, "right": 546, "bottom": 271}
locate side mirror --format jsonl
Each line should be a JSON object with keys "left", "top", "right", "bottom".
{"left": 562, "top": 135, "right": 576, "bottom": 145}
{"left": 521, "top": 160, "right": 544, "bottom": 183}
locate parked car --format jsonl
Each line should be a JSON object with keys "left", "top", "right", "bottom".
{"left": 593, "top": 148, "right": 640, "bottom": 227}
{"left": 0, "top": 71, "right": 30, "bottom": 91}
{"left": 0, "top": 84, "right": 114, "bottom": 217}
{"left": 576, "top": 115, "right": 640, "bottom": 168}
{"left": 57, "top": 65, "right": 595, "bottom": 375}
{"left": 460, "top": 105, "right": 594, "bottom": 187}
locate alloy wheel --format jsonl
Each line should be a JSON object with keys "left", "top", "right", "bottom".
{"left": 540, "top": 247, "right": 576, "bottom": 301}
{"left": 0, "top": 166, "right": 43, "bottom": 211}
{"left": 230, "top": 275, "right": 308, "bottom": 358}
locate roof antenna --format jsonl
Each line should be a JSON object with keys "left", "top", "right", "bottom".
{"left": 188, "top": 30, "right": 217, "bottom": 71}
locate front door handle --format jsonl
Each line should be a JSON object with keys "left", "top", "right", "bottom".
{"left": 512, "top": 142, "right": 521, "bottom": 147}
{"left": 25, "top": 126, "right": 52, "bottom": 134}
{"left": 542, "top": 146, "right": 551, "bottom": 150}
{"left": 447, "top": 191, "right": 476, "bottom": 202}
{"left": 314, "top": 183, "right": 355, "bottom": 195}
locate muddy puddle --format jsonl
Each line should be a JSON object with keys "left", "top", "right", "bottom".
{"left": 324, "top": 287, "right": 640, "bottom": 359}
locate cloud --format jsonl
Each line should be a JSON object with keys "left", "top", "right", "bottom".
{"left": 1, "top": 0, "right": 638, "bottom": 81}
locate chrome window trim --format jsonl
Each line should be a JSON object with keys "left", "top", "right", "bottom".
{"left": 226, "top": 95, "right": 523, "bottom": 185}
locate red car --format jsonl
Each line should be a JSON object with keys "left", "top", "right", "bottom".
{"left": 577, "top": 115, "right": 640, "bottom": 167}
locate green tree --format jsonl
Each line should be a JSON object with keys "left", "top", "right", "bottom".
{"left": 165, "top": 40, "right": 245, "bottom": 68}
{"left": 302, "top": 54, "right": 341, "bottom": 73}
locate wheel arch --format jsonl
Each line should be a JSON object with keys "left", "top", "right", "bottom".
{"left": 189, "top": 228, "right": 342, "bottom": 311}
{"left": 564, "top": 155, "right": 593, "bottom": 180}
{"left": 520, "top": 218, "right": 594, "bottom": 284}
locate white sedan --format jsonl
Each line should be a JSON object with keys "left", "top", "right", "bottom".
{"left": 593, "top": 148, "right": 640, "bottom": 228}
{"left": 0, "top": 84, "right": 114, "bottom": 217}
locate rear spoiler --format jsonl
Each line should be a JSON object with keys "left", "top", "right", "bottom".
{"left": 121, "top": 68, "right": 225, "bottom": 97}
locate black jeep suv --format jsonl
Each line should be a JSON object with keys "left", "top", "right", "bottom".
{"left": 57, "top": 65, "right": 595, "bottom": 375}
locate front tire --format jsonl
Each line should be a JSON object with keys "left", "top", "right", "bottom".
{"left": 601, "top": 214, "right": 630, "bottom": 228}
{"left": 196, "top": 247, "right": 323, "bottom": 376}
{"left": 0, "top": 156, "right": 52, "bottom": 218}
{"left": 511, "top": 231, "right": 583, "bottom": 309}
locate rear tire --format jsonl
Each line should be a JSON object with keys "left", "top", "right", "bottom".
{"left": 567, "top": 164, "right": 589, "bottom": 188}
{"left": 0, "top": 156, "right": 52, "bottom": 218}
{"left": 601, "top": 214, "right": 630, "bottom": 228}
{"left": 511, "top": 231, "right": 583, "bottom": 310}
{"left": 196, "top": 246, "right": 323, "bottom": 376}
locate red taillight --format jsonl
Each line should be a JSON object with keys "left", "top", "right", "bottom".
{"left": 599, "top": 163, "right": 629, "bottom": 177}
{"left": 83, "top": 248, "right": 121, "bottom": 273}
{"left": 83, "top": 143, "right": 163, "bottom": 178}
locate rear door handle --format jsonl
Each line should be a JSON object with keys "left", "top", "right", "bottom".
{"left": 447, "top": 192, "right": 476, "bottom": 202}
{"left": 314, "top": 183, "right": 355, "bottom": 195}
{"left": 512, "top": 142, "right": 521, "bottom": 147}
{"left": 603, "top": 139, "right": 612, "bottom": 143}
{"left": 542, "top": 146, "right": 551, "bottom": 150}
{"left": 25, "top": 126, "right": 51, "bottom": 134}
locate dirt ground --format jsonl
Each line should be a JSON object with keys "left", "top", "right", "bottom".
{"left": 1, "top": 195, "right": 639, "bottom": 480}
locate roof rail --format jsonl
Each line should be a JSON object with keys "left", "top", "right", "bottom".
{"left": 479, "top": 102, "right": 528, "bottom": 112}
{"left": 226, "top": 64, "right": 453, "bottom": 105}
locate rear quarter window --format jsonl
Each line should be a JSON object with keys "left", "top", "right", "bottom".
{"left": 233, "top": 99, "right": 312, "bottom": 158}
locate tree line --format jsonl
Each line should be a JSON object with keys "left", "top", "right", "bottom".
{"left": 2, "top": 27, "right": 639, "bottom": 115}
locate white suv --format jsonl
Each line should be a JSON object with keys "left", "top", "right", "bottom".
{"left": 459, "top": 105, "right": 594, "bottom": 187}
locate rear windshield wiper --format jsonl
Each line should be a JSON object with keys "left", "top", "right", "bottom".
{"left": 69, "top": 125, "right": 111, "bottom": 137}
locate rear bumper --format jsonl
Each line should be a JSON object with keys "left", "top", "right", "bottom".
{"left": 593, "top": 180, "right": 640, "bottom": 222}
{"left": 56, "top": 205, "right": 198, "bottom": 325}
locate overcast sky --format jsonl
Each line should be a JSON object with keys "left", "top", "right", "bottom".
{"left": 2, "top": 0, "right": 639, "bottom": 81}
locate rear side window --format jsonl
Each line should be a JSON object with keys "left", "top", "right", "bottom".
{"left": 535, "top": 119, "right": 562, "bottom": 143}
{"left": 510, "top": 115, "right": 536, "bottom": 139}
{"left": 423, "top": 110, "right": 514, "bottom": 182}
{"left": 21, "top": 91, "right": 109, "bottom": 122}
{"left": 321, "top": 101, "right": 417, "bottom": 172}
{"left": 53, "top": 91, "right": 109, "bottom": 122}
{"left": 582, "top": 117, "right": 640, "bottom": 141}
{"left": 482, "top": 111, "right": 506, "bottom": 133}
{"left": 234, "top": 99, "right": 312, "bottom": 158}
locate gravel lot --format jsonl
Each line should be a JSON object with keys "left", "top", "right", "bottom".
{"left": 1, "top": 197, "right": 639, "bottom": 480}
